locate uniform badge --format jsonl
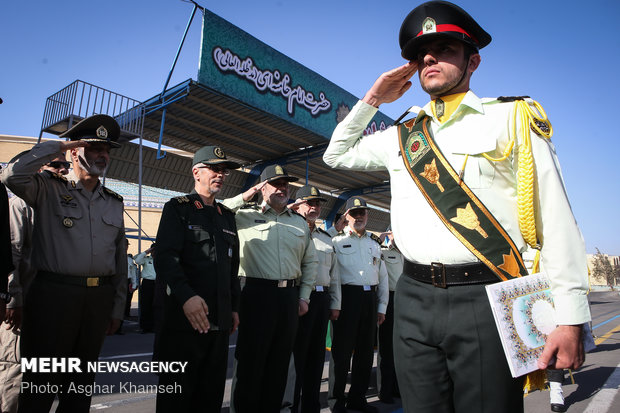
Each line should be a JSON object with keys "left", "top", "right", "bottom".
{"left": 254, "top": 219, "right": 266, "bottom": 223}
{"left": 194, "top": 200, "right": 203, "bottom": 209}
{"left": 63, "top": 217, "right": 73, "bottom": 228}
{"left": 275, "top": 165, "right": 284, "bottom": 175}
{"left": 214, "top": 147, "right": 225, "bottom": 159}
{"left": 222, "top": 229, "right": 236, "bottom": 236}
{"left": 404, "top": 131, "right": 431, "bottom": 167}
{"left": 422, "top": 17, "right": 436, "bottom": 34}
{"left": 61, "top": 194, "right": 73, "bottom": 202}
{"left": 311, "top": 187, "right": 318, "bottom": 196}
{"left": 354, "top": 199, "right": 361, "bottom": 207}
{"left": 96, "top": 125, "right": 108, "bottom": 138}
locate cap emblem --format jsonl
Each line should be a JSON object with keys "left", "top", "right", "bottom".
{"left": 96, "top": 126, "right": 108, "bottom": 138}
{"left": 214, "top": 147, "right": 225, "bottom": 159}
{"left": 354, "top": 199, "right": 361, "bottom": 206}
{"left": 311, "top": 187, "right": 318, "bottom": 196}
{"left": 422, "top": 17, "right": 436, "bottom": 34}
{"left": 275, "top": 165, "right": 284, "bottom": 175}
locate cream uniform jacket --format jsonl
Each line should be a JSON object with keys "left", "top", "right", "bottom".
{"left": 310, "top": 226, "right": 340, "bottom": 309}
{"left": 222, "top": 194, "right": 318, "bottom": 301}
{"left": 332, "top": 226, "right": 389, "bottom": 313}
{"left": 1, "top": 141, "right": 128, "bottom": 319}
{"left": 381, "top": 245, "right": 404, "bottom": 292}
{"left": 324, "top": 93, "right": 590, "bottom": 325}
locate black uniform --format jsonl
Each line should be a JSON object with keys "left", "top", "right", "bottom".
{"left": 154, "top": 193, "right": 240, "bottom": 413}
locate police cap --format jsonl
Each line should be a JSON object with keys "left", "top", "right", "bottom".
{"left": 399, "top": 1, "right": 491, "bottom": 61}
{"left": 345, "top": 196, "right": 369, "bottom": 212}
{"left": 260, "top": 164, "right": 299, "bottom": 184}
{"left": 59, "top": 114, "right": 121, "bottom": 148}
{"left": 192, "top": 145, "right": 240, "bottom": 169}
{"left": 295, "top": 185, "right": 326, "bottom": 202}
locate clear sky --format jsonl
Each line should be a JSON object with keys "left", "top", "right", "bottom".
{"left": 2, "top": 0, "right": 619, "bottom": 254}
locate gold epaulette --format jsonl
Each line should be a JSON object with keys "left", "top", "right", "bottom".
{"left": 104, "top": 187, "right": 123, "bottom": 202}
{"left": 370, "top": 233, "right": 382, "bottom": 246}
{"left": 49, "top": 172, "right": 68, "bottom": 182}
{"left": 174, "top": 196, "right": 190, "bottom": 203}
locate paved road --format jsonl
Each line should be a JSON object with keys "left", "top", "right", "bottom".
{"left": 59, "top": 290, "right": 620, "bottom": 412}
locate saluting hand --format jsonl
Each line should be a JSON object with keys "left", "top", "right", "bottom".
{"left": 58, "top": 140, "right": 89, "bottom": 151}
{"left": 183, "top": 295, "right": 210, "bottom": 334}
{"left": 242, "top": 180, "right": 268, "bottom": 202}
{"left": 362, "top": 62, "right": 418, "bottom": 108}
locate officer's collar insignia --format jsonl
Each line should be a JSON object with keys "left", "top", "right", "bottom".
{"left": 422, "top": 17, "right": 436, "bottom": 34}
{"left": 63, "top": 217, "right": 73, "bottom": 228}
{"left": 275, "top": 165, "right": 284, "bottom": 175}
{"left": 194, "top": 200, "right": 203, "bottom": 209}
{"left": 96, "top": 125, "right": 108, "bottom": 138}
{"left": 311, "top": 187, "right": 318, "bottom": 196}
{"left": 214, "top": 147, "right": 225, "bottom": 159}
{"left": 61, "top": 194, "right": 73, "bottom": 202}
{"left": 103, "top": 187, "right": 123, "bottom": 201}
{"left": 70, "top": 181, "right": 77, "bottom": 188}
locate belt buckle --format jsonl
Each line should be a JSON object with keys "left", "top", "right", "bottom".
{"left": 86, "top": 277, "right": 99, "bottom": 287}
{"left": 430, "top": 262, "right": 447, "bottom": 288}
{"left": 277, "top": 280, "right": 287, "bottom": 288}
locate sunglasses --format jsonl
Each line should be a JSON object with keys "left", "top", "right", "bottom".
{"left": 198, "top": 165, "right": 230, "bottom": 176}
{"left": 48, "top": 161, "right": 71, "bottom": 169}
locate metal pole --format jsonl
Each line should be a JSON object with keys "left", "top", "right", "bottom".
{"left": 159, "top": 1, "right": 200, "bottom": 101}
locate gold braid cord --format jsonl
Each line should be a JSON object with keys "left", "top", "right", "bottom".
{"left": 481, "top": 99, "right": 552, "bottom": 249}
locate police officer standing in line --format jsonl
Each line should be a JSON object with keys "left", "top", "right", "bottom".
{"left": 282, "top": 185, "right": 340, "bottom": 413}
{"left": 324, "top": 2, "right": 590, "bottom": 412}
{"left": 0, "top": 155, "right": 70, "bottom": 413}
{"left": 222, "top": 164, "right": 318, "bottom": 413}
{"left": 376, "top": 231, "right": 403, "bottom": 404}
{"left": 153, "top": 146, "right": 240, "bottom": 413}
{"left": 329, "top": 196, "right": 388, "bottom": 413}
{"left": 135, "top": 243, "right": 156, "bottom": 333}
{"left": 1, "top": 114, "right": 127, "bottom": 413}
{"left": 0, "top": 173, "right": 12, "bottom": 323}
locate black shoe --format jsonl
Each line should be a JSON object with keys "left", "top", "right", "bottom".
{"left": 332, "top": 400, "right": 348, "bottom": 413}
{"left": 551, "top": 404, "right": 566, "bottom": 412}
{"left": 378, "top": 393, "right": 394, "bottom": 404}
{"left": 346, "top": 400, "right": 378, "bottom": 413}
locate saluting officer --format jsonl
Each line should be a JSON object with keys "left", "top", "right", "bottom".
{"left": 283, "top": 185, "right": 340, "bottom": 413}
{"left": 377, "top": 231, "right": 403, "bottom": 404}
{"left": 329, "top": 196, "right": 388, "bottom": 413}
{"left": 222, "top": 164, "right": 318, "bottom": 413}
{"left": 1, "top": 114, "right": 127, "bottom": 413}
{"left": 154, "top": 145, "right": 240, "bottom": 412}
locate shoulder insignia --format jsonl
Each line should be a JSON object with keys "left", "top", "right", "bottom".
{"left": 240, "top": 202, "right": 260, "bottom": 210}
{"left": 103, "top": 187, "right": 123, "bottom": 202}
{"left": 49, "top": 172, "right": 68, "bottom": 182}
{"left": 370, "top": 233, "right": 382, "bottom": 246}
{"left": 317, "top": 227, "right": 330, "bottom": 236}
{"left": 497, "top": 96, "right": 530, "bottom": 102}
{"left": 174, "top": 195, "right": 190, "bottom": 204}
{"left": 531, "top": 118, "right": 551, "bottom": 135}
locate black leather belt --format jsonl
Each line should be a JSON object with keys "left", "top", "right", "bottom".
{"left": 312, "top": 285, "right": 329, "bottom": 292}
{"left": 403, "top": 260, "right": 497, "bottom": 288}
{"left": 38, "top": 271, "right": 112, "bottom": 287}
{"left": 342, "top": 284, "right": 377, "bottom": 292}
{"left": 245, "top": 277, "right": 298, "bottom": 288}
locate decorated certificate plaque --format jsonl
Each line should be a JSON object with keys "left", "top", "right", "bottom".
{"left": 485, "top": 273, "right": 556, "bottom": 377}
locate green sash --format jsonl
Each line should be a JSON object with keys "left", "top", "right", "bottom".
{"left": 398, "top": 116, "right": 528, "bottom": 281}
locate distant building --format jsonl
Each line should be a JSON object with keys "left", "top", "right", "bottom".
{"left": 586, "top": 253, "right": 619, "bottom": 288}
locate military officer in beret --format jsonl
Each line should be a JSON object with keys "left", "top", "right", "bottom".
{"left": 1, "top": 114, "right": 127, "bottom": 412}
{"left": 324, "top": 1, "right": 590, "bottom": 412}
{"left": 329, "top": 196, "right": 388, "bottom": 413}
{"left": 222, "top": 164, "right": 318, "bottom": 413}
{"left": 153, "top": 145, "right": 240, "bottom": 412}
{"left": 282, "top": 185, "right": 340, "bottom": 413}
